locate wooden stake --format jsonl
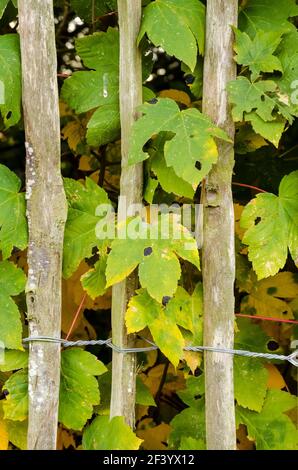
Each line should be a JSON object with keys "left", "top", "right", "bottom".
{"left": 18, "top": 0, "right": 67, "bottom": 449}
{"left": 202, "top": 0, "right": 238, "bottom": 450}
{"left": 109, "top": 0, "right": 143, "bottom": 427}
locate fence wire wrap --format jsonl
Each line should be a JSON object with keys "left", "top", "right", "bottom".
{"left": 22, "top": 336, "right": 298, "bottom": 367}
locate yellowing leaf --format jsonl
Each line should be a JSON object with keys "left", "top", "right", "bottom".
{"left": 241, "top": 272, "right": 298, "bottom": 319}
{"left": 0, "top": 405, "right": 8, "bottom": 451}
{"left": 62, "top": 119, "right": 87, "bottom": 152}
{"left": 234, "top": 203, "right": 245, "bottom": 241}
{"left": 79, "top": 155, "right": 93, "bottom": 171}
{"left": 59, "top": 100, "right": 73, "bottom": 117}
{"left": 137, "top": 422, "right": 171, "bottom": 450}
{"left": 235, "top": 124, "right": 269, "bottom": 154}
{"left": 106, "top": 214, "right": 200, "bottom": 302}
{"left": 241, "top": 171, "right": 298, "bottom": 278}
{"left": 83, "top": 416, "right": 142, "bottom": 450}
{"left": 159, "top": 89, "right": 191, "bottom": 107}
{"left": 2, "top": 369, "right": 28, "bottom": 421}
{"left": 150, "top": 314, "right": 185, "bottom": 368}
{"left": 126, "top": 289, "right": 185, "bottom": 367}
{"left": 141, "top": 364, "right": 185, "bottom": 398}
{"left": 265, "top": 364, "right": 287, "bottom": 390}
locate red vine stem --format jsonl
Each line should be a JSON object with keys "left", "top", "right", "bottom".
{"left": 232, "top": 182, "right": 267, "bottom": 193}
{"left": 235, "top": 313, "right": 298, "bottom": 325}
{"left": 64, "top": 299, "right": 298, "bottom": 344}
{"left": 65, "top": 292, "right": 87, "bottom": 340}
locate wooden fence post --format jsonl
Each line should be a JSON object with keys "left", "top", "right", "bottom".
{"left": 18, "top": 0, "right": 67, "bottom": 449}
{"left": 202, "top": 0, "right": 238, "bottom": 449}
{"left": 109, "top": 0, "right": 143, "bottom": 427}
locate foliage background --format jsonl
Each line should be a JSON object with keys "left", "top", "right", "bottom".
{"left": 0, "top": 0, "right": 297, "bottom": 450}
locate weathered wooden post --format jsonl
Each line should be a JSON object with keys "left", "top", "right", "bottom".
{"left": 18, "top": 0, "right": 67, "bottom": 449}
{"left": 109, "top": 0, "right": 143, "bottom": 427}
{"left": 202, "top": 0, "right": 238, "bottom": 449}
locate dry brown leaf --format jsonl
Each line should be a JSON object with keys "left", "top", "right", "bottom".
{"left": 137, "top": 419, "right": 171, "bottom": 450}
{"left": 57, "top": 427, "right": 76, "bottom": 450}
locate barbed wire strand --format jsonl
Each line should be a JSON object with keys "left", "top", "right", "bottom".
{"left": 22, "top": 336, "right": 298, "bottom": 367}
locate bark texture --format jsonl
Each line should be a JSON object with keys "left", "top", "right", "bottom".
{"left": 109, "top": 0, "right": 143, "bottom": 427}
{"left": 18, "top": 0, "right": 67, "bottom": 450}
{"left": 202, "top": 0, "right": 238, "bottom": 450}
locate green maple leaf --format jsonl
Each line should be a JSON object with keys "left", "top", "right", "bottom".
{"left": 0, "top": 164, "right": 28, "bottom": 258}
{"left": 61, "top": 28, "right": 154, "bottom": 147}
{"left": 106, "top": 214, "right": 200, "bottom": 302}
{"left": 61, "top": 28, "right": 120, "bottom": 148}
{"left": 83, "top": 415, "right": 142, "bottom": 450}
{"left": 128, "top": 98, "right": 230, "bottom": 187}
{"left": 227, "top": 77, "right": 295, "bottom": 147}
{"left": 0, "top": 350, "right": 28, "bottom": 372}
{"left": 86, "top": 104, "right": 120, "bottom": 147}
{"left": 233, "top": 29, "right": 283, "bottom": 80}
{"left": 275, "top": 31, "right": 298, "bottom": 116}
{"left": 63, "top": 177, "right": 112, "bottom": 278}
{"left": 5, "top": 418, "right": 27, "bottom": 450}
{"left": 149, "top": 133, "right": 195, "bottom": 199}
{"left": 181, "top": 58, "right": 203, "bottom": 99}
{"left": 126, "top": 285, "right": 203, "bottom": 367}
{"left": 2, "top": 369, "right": 28, "bottom": 421}
{"left": 81, "top": 254, "right": 107, "bottom": 299}
{"left": 0, "top": 34, "right": 21, "bottom": 128}
{"left": 179, "top": 437, "right": 205, "bottom": 450}
{"left": 233, "top": 318, "right": 274, "bottom": 411}
{"left": 70, "top": 0, "right": 117, "bottom": 22}
{"left": 234, "top": 357, "right": 268, "bottom": 412}
{"left": 138, "top": 0, "right": 205, "bottom": 71}
{"left": 228, "top": 77, "right": 278, "bottom": 122}
{"left": 239, "top": 0, "right": 298, "bottom": 37}
{"left": 59, "top": 349, "right": 107, "bottom": 430}
{"left": 169, "top": 386, "right": 205, "bottom": 449}
{"left": 2, "top": 350, "right": 107, "bottom": 430}
{"left": 235, "top": 318, "right": 271, "bottom": 354}
{"left": 136, "top": 375, "right": 156, "bottom": 407}
{"left": 177, "top": 375, "right": 204, "bottom": 408}
{"left": 0, "top": 0, "right": 9, "bottom": 18}
{"left": 0, "top": 261, "right": 26, "bottom": 350}
{"left": 236, "top": 390, "right": 298, "bottom": 450}
{"left": 245, "top": 113, "right": 286, "bottom": 148}
{"left": 240, "top": 171, "right": 298, "bottom": 279}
